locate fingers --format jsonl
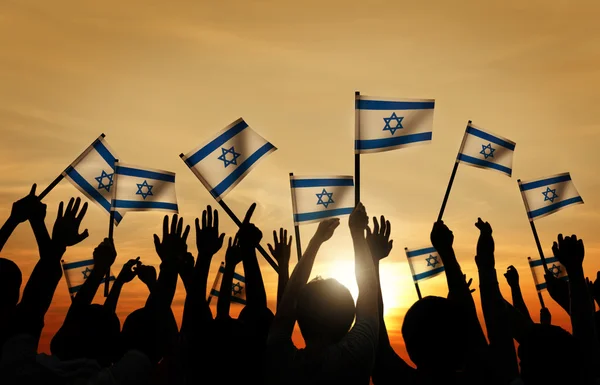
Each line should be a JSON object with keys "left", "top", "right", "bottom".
{"left": 279, "top": 228, "right": 284, "bottom": 245}
{"left": 384, "top": 219, "right": 391, "bottom": 239}
{"left": 162, "top": 215, "right": 169, "bottom": 237}
{"left": 76, "top": 202, "right": 88, "bottom": 223}
{"left": 227, "top": 237, "right": 233, "bottom": 249}
{"left": 213, "top": 208, "right": 219, "bottom": 231}
{"left": 557, "top": 233, "right": 564, "bottom": 244}
{"left": 243, "top": 203, "right": 257, "bottom": 224}
{"left": 176, "top": 217, "right": 183, "bottom": 236}
{"left": 373, "top": 216, "right": 380, "bottom": 235}
{"left": 77, "top": 229, "right": 90, "bottom": 243}
{"left": 202, "top": 209, "right": 207, "bottom": 230}
{"left": 29, "top": 183, "right": 37, "bottom": 196}
{"left": 288, "top": 235, "right": 293, "bottom": 248}
{"left": 195, "top": 217, "right": 200, "bottom": 235}
{"left": 268, "top": 243, "right": 275, "bottom": 256}
{"left": 272, "top": 230, "right": 278, "bottom": 245}
{"left": 65, "top": 197, "right": 75, "bottom": 216}
{"left": 182, "top": 225, "right": 190, "bottom": 242}
{"left": 153, "top": 234, "right": 161, "bottom": 250}
{"left": 218, "top": 233, "right": 225, "bottom": 244}
{"left": 552, "top": 241, "right": 559, "bottom": 257}
{"left": 56, "top": 201, "right": 64, "bottom": 220}
{"left": 366, "top": 226, "right": 372, "bottom": 238}
{"left": 171, "top": 214, "right": 178, "bottom": 235}
{"left": 71, "top": 197, "right": 81, "bottom": 217}
{"left": 207, "top": 206, "right": 213, "bottom": 229}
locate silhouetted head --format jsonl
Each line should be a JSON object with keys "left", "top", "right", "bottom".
{"left": 0, "top": 258, "right": 22, "bottom": 310}
{"left": 402, "top": 296, "right": 470, "bottom": 373}
{"left": 51, "top": 304, "right": 120, "bottom": 367}
{"left": 121, "top": 307, "right": 172, "bottom": 365}
{"left": 518, "top": 324, "right": 585, "bottom": 385}
{"left": 296, "top": 277, "right": 356, "bottom": 344}
{"left": 239, "top": 304, "right": 275, "bottom": 338}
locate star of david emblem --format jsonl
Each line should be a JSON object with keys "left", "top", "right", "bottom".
{"left": 218, "top": 146, "right": 241, "bottom": 168}
{"left": 425, "top": 255, "right": 439, "bottom": 268}
{"left": 82, "top": 267, "right": 92, "bottom": 279}
{"left": 136, "top": 180, "right": 154, "bottom": 200}
{"left": 95, "top": 170, "right": 114, "bottom": 192}
{"left": 382, "top": 112, "right": 404, "bottom": 135}
{"left": 316, "top": 189, "right": 335, "bottom": 208}
{"left": 480, "top": 143, "right": 496, "bottom": 159}
{"left": 232, "top": 282, "right": 244, "bottom": 296}
{"left": 548, "top": 264, "right": 561, "bottom": 278}
{"left": 542, "top": 187, "right": 558, "bottom": 203}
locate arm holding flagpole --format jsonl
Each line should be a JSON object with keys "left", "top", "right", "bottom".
{"left": 437, "top": 121, "right": 470, "bottom": 221}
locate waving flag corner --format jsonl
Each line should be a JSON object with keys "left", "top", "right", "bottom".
{"left": 290, "top": 175, "right": 354, "bottom": 225}
{"left": 519, "top": 172, "right": 583, "bottom": 221}
{"left": 405, "top": 246, "right": 445, "bottom": 282}
{"left": 457, "top": 122, "right": 516, "bottom": 177}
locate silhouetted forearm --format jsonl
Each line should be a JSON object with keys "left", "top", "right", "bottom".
{"left": 146, "top": 262, "right": 178, "bottom": 309}
{"left": 216, "top": 263, "right": 235, "bottom": 319}
{"left": 276, "top": 261, "right": 289, "bottom": 311}
{"left": 242, "top": 248, "right": 267, "bottom": 308}
{"left": 104, "top": 278, "right": 124, "bottom": 314}
{"left": 508, "top": 283, "right": 532, "bottom": 323}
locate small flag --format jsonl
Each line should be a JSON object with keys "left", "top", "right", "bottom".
{"left": 62, "top": 135, "right": 125, "bottom": 225}
{"left": 528, "top": 256, "right": 568, "bottom": 291}
{"left": 290, "top": 175, "right": 354, "bottom": 225}
{"left": 355, "top": 95, "right": 435, "bottom": 154}
{"left": 208, "top": 262, "right": 246, "bottom": 305}
{"left": 405, "top": 246, "right": 445, "bottom": 282}
{"left": 111, "top": 162, "right": 178, "bottom": 213}
{"left": 61, "top": 259, "right": 115, "bottom": 297}
{"left": 457, "top": 123, "right": 516, "bottom": 177}
{"left": 519, "top": 172, "right": 583, "bottom": 221}
{"left": 180, "top": 118, "right": 277, "bottom": 201}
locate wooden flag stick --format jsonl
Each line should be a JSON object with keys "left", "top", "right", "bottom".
{"left": 289, "top": 173, "right": 303, "bottom": 261}
{"left": 405, "top": 247, "right": 423, "bottom": 300}
{"left": 105, "top": 158, "right": 118, "bottom": 297}
{"left": 354, "top": 91, "right": 361, "bottom": 207}
{"left": 518, "top": 180, "right": 549, "bottom": 271}
{"left": 437, "top": 121, "right": 471, "bottom": 221}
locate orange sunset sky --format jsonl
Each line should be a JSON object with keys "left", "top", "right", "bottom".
{"left": 1, "top": 0, "right": 600, "bottom": 364}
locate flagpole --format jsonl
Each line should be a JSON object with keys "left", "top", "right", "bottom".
{"left": 405, "top": 248, "right": 423, "bottom": 300}
{"left": 207, "top": 262, "right": 224, "bottom": 306}
{"left": 61, "top": 260, "right": 75, "bottom": 303}
{"left": 178, "top": 154, "right": 279, "bottom": 273}
{"left": 354, "top": 91, "right": 361, "bottom": 207}
{"left": 39, "top": 133, "right": 106, "bottom": 200}
{"left": 518, "top": 180, "right": 548, "bottom": 271}
{"left": 105, "top": 158, "right": 118, "bottom": 297}
{"left": 437, "top": 121, "right": 470, "bottom": 221}
{"left": 289, "top": 173, "right": 303, "bottom": 261}
{"left": 528, "top": 257, "right": 546, "bottom": 308}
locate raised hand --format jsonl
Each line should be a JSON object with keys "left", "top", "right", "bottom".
{"left": 118, "top": 257, "right": 140, "bottom": 283}
{"left": 268, "top": 228, "right": 292, "bottom": 266}
{"left": 552, "top": 234, "right": 585, "bottom": 272}
{"left": 540, "top": 307, "right": 552, "bottom": 325}
{"left": 176, "top": 251, "right": 196, "bottom": 287}
{"left": 474, "top": 218, "right": 495, "bottom": 269}
{"left": 10, "top": 184, "right": 46, "bottom": 223}
{"left": 225, "top": 235, "right": 243, "bottom": 267}
{"left": 349, "top": 202, "right": 368, "bottom": 234}
{"left": 465, "top": 275, "right": 476, "bottom": 293}
{"left": 137, "top": 264, "right": 157, "bottom": 287}
{"left": 430, "top": 220, "right": 454, "bottom": 253}
{"left": 93, "top": 238, "right": 117, "bottom": 274}
{"left": 153, "top": 214, "right": 190, "bottom": 263}
{"left": 366, "top": 215, "right": 393, "bottom": 262}
{"left": 195, "top": 205, "right": 225, "bottom": 257}
{"left": 504, "top": 265, "right": 519, "bottom": 288}
{"left": 237, "top": 203, "right": 263, "bottom": 251}
{"left": 314, "top": 218, "right": 340, "bottom": 243}
{"left": 52, "top": 197, "right": 89, "bottom": 249}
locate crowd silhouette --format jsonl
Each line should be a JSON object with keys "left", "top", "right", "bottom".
{"left": 0, "top": 184, "right": 599, "bottom": 384}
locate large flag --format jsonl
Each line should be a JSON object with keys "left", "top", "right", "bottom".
{"left": 528, "top": 256, "right": 568, "bottom": 291}
{"left": 208, "top": 262, "right": 247, "bottom": 305}
{"left": 290, "top": 175, "right": 354, "bottom": 225}
{"left": 180, "top": 118, "right": 277, "bottom": 201}
{"left": 457, "top": 123, "right": 516, "bottom": 177}
{"left": 62, "top": 134, "right": 125, "bottom": 225}
{"left": 111, "top": 162, "right": 178, "bottom": 213}
{"left": 61, "top": 259, "right": 115, "bottom": 297}
{"left": 355, "top": 95, "right": 435, "bottom": 154}
{"left": 518, "top": 172, "right": 583, "bottom": 221}
{"left": 405, "top": 246, "right": 445, "bottom": 282}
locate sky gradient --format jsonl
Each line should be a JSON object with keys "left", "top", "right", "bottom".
{"left": 1, "top": 0, "right": 599, "bottom": 364}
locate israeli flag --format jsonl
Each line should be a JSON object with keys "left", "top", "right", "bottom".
{"left": 405, "top": 246, "right": 445, "bottom": 282}
{"left": 519, "top": 172, "right": 583, "bottom": 221}
{"left": 290, "top": 175, "right": 354, "bottom": 225}
{"left": 180, "top": 118, "right": 277, "bottom": 201}
{"left": 208, "top": 262, "right": 246, "bottom": 305}
{"left": 62, "top": 135, "right": 125, "bottom": 225}
{"left": 528, "top": 257, "right": 568, "bottom": 291}
{"left": 111, "top": 161, "right": 178, "bottom": 212}
{"left": 62, "top": 259, "right": 115, "bottom": 297}
{"left": 355, "top": 95, "right": 435, "bottom": 154}
{"left": 457, "top": 123, "right": 516, "bottom": 177}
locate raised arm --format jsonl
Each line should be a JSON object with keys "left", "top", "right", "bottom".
{"left": 216, "top": 235, "right": 243, "bottom": 320}
{"left": 504, "top": 265, "right": 533, "bottom": 322}
{"left": 72, "top": 238, "right": 117, "bottom": 308}
{"left": 238, "top": 204, "right": 267, "bottom": 308}
{"left": 104, "top": 257, "right": 139, "bottom": 314}
{"left": 0, "top": 184, "right": 41, "bottom": 252}
{"left": 268, "top": 228, "right": 292, "bottom": 310}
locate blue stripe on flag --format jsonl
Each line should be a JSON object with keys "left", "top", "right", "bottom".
{"left": 210, "top": 289, "right": 247, "bottom": 304}
{"left": 66, "top": 169, "right": 123, "bottom": 224}
{"left": 63, "top": 259, "right": 94, "bottom": 270}
{"left": 93, "top": 140, "right": 116, "bottom": 166}
{"left": 294, "top": 207, "right": 354, "bottom": 222}
{"left": 413, "top": 266, "right": 445, "bottom": 281}
{"left": 210, "top": 142, "right": 275, "bottom": 198}
{"left": 355, "top": 132, "right": 432, "bottom": 150}
{"left": 536, "top": 276, "right": 568, "bottom": 291}
{"left": 458, "top": 154, "right": 512, "bottom": 175}
{"left": 465, "top": 126, "right": 515, "bottom": 151}
{"left": 529, "top": 257, "right": 559, "bottom": 267}
{"left": 116, "top": 166, "right": 175, "bottom": 182}
{"left": 217, "top": 266, "right": 245, "bottom": 282}
{"left": 406, "top": 247, "right": 437, "bottom": 258}
{"left": 69, "top": 275, "right": 115, "bottom": 294}
{"left": 356, "top": 100, "right": 435, "bottom": 110}
{"left": 520, "top": 174, "right": 571, "bottom": 191}
{"left": 527, "top": 197, "right": 583, "bottom": 219}
{"left": 185, "top": 120, "right": 249, "bottom": 167}
{"left": 291, "top": 178, "right": 354, "bottom": 188}
{"left": 113, "top": 200, "right": 178, "bottom": 211}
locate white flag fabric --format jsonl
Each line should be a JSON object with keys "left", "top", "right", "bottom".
{"left": 62, "top": 135, "right": 125, "bottom": 225}
{"left": 355, "top": 95, "right": 435, "bottom": 154}
{"left": 290, "top": 175, "right": 354, "bottom": 225}
{"left": 519, "top": 172, "right": 583, "bottom": 221}
{"left": 111, "top": 162, "right": 178, "bottom": 213}
{"left": 457, "top": 123, "right": 516, "bottom": 177}
{"left": 528, "top": 256, "right": 568, "bottom": 292}
{"left": 405, "top": 246, "right": 445, "bottom": 282}
{"left": 62, "top": 259, "right": 115, "bottom": 297}
{"left": 180, "top": 118, "right": 277, "bottom": 201}
{"left": 208, "top": 263, "right": 247, "bottom": 305}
